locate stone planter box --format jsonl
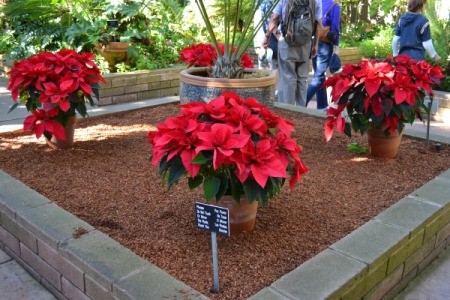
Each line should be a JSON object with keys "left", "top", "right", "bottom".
{"left": 96, "top": 47, "right": 360, "bottom": 107}
{"left": 1, "top": 100, "right": 449, "bottom": 299}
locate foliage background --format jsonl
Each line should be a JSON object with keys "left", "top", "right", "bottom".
{"left": 0, "top": 0, "right": 448, "bottom": 83}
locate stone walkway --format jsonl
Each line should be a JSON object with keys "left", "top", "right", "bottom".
{"left": 0, "top": 248, "right": 55, "bottom": 299}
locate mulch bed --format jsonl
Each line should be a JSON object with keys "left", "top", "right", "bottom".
{"left": 1, "top": 103, "right": 450, "bottom": 299}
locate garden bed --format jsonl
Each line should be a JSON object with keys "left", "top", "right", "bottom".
{"left": 1, "top": 104, "right": 450, "bottom": 299}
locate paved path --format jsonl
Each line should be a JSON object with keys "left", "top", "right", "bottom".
{"left": 0, "top": 75, "right": 449, "bottom": 299}
{"left": 0, "top": 248, "right": 56, "bottom": 299}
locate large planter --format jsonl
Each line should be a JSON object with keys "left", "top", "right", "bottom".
{"left": 45, "top": 116, "right": 77, "bottom": 150}
{"left": 179, "top": 67, "right": 276, "bottom": 107}
{"left": 94, "top": 42, "right": 130, "bottom": 70}
{"left": 213, "top": 195, "right": 258, "bottom": 234}
{"left": 367, "top": 127, "right": 404, "bottom": 159}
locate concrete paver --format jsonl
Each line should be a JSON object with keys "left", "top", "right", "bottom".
{"left": 0, "top": 248, "right": 56, "bottom": 300}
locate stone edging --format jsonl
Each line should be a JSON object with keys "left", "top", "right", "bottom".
{"left": 1, "top": 101, "right": 450, "bottom": 299}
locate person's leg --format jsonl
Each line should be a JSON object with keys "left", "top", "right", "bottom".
{"left": 296, "top": 61, "right": 309, "bottom": 106}
{"left": 270, "top": 35, "right": 279, "bottom": 99}
{"left": 314, "top": 42, "right": 333, "bottom": 109}
{"left": 306, "top": 55, "right": 318, "bottom": 107}
{"left": 295, "top": 42, "right": 312, "bottom": 106}
{"left": 277, "top": 40, "right": 299, "bottom": 105}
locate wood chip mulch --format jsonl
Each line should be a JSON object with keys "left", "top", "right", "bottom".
{"left": 1, "top": 104, "right": 450, "bottom": 299}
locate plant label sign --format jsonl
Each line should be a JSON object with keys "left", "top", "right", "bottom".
{"left": 195, "top": 202, "right": 230, "bottom": 237}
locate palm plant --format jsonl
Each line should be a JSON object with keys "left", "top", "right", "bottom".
{"left": 191, "top": 0, "right": 279, "bottom": 78}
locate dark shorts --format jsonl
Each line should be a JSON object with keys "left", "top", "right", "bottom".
{"left": 270, "top": 34, "right": 278, "bottom": 60}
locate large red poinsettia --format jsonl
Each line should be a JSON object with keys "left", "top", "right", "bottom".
{"left": 324, "top": 55, "right": 444, "bottom": 141}
{"left": 147, "top": 91, "right": 307, "bottom": 206}
{"left": 179, "top": 42, "right": 254, "bottom": 68}
{"left": 7, "top": 49, "right": 106, "bottom": 140}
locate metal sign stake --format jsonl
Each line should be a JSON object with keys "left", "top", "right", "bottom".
{"left": 195, "top": 202, "right": 230, "bottom": 294}
{"left": 426, "top": 101, "right": 432, "bottom": 144}
{"left": 211, "top": 232, "right": 220, "bottom": 293}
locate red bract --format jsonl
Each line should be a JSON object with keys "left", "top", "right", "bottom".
{"left": 7, "top": 49, "right": 106, "bottom": 140}
{"left": 179, "top": 42, "right": 255, "bottom": 69}
{"left": 323, "top": 55, "right": 444, "bottom": 141}
{"left": 147, "top": 92, "right": 308, "bottom": 206}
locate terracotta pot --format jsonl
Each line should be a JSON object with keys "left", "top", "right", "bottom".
{"left": 46, "top": 116, "right": 77, "bottom": 150}
{"left": 213, "top": 195, "right": 258, "bottom": 234}
{"left": 367, "top": 127, "right": 404, "bottom": 159}
{"left": 94, "top": 42, "right": 130, "bottom": 70}
{"left": 179, "top": 67, "right": 276, "bottom": 107}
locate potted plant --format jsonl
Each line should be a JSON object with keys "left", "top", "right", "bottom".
{"left": 7, "top": 48, "right": 106, "bottom": 149}
{"left": 147, "top": 91, "right": 308, "bottom": 233}
{"left": 324, "top": 54, "right": 444, "bottom": 158}
{"left": 178, "top": 0, "right": 280, "bottom": 106}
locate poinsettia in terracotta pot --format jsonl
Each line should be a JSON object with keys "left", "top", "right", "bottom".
{"left": 7, "top": 49, "right": 106, "bottom": 149}
{"left": 147, "top": 91, "right": 308, "bottom": 233}
{"left": 324, "top": 54, "right": 444, "bottom": 158}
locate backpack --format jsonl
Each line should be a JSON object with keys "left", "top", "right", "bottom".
{"left": 282, "top": 0, "right": 316, "bottom": 47}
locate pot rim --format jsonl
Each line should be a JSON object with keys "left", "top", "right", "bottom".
{"left": 180, "top": 67, "right": 276, "bottom": 88}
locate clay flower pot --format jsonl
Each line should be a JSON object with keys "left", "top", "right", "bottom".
{"left": 94, "top": 42, "right": 130, "bottom": 70}
{"left": 179, "top": 67, "right": 276, "bottom": 107}
{"left": 45, "top": 115, "right": 77, "bottom": 150}
{"left": 213, "top": 195, "right": 259, "bottom": 234}
{"left": 367, "top": 127, "right": 404, "bottom": 159}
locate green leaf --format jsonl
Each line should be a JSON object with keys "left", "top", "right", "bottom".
{"left": 344, "top": 122, "right": 352, "bottom": 137}
{"left": 167, "top": 156, "right": 185, "bottom": 188}
{"left": 229, "top": 172, "right": 243, "bottom": 202}
{"left": 351, "top": 91, "right": 365, "bottom": 112}
{"left": 158, "top": 155, "right": 169, "bottom": 176}
{"left": 243, "top": 180, "right": 260, "bottom": 203}
{"left": 8, "top": 103, "right": 19, "bottom": 113}
{"left": 203, "top": 176, "right": 221, "bottom": 202}
{"left": 91, "top": 83, "right": 100, "bottom": 101}
{"left": 76, "top": 101, "right": 88, "bottom": 118}
{"left": 215, "top": 173, "right": 229, "bottom": 201}
{"left": 347, "top": 142, "right": 368, "bottom": 154}
{"left": 188, "top": 175, "right": 203, "bottom": 190}
{"left": 191, "top": 152, "right": 210, "bottom": 164}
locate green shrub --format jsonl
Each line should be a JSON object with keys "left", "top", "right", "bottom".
{"left": 358, "top": 26, "right": 394, "bottom": 59}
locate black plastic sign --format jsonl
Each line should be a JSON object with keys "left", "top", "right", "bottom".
{"left": 195, "top": 202, "right": 230, "bottom": 237}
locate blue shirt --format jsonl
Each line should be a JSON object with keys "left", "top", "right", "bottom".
{"left": 394, "top": 12, "right": 432, "bottom": 60}
{"left": 261, "top": 0, "right": 274, "bottom": 33}
{"left": 321, "top": 0, "right": 341, "bottom": 46}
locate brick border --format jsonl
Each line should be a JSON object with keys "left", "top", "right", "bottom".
{"left": 98, "top": 67, "right": 186, "bottom": 106}
{"left": 1, "top": 101, "right": 449, "bottom": 300}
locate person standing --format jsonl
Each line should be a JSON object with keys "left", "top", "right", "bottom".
{"left": 306, "top": 0, "right": 341, "bottom": 110}
{"left": 392, "top": 0, "right": 441, "bottom": 62}
{"left": 263, "top": 0, "right": 322, "bottom": 106}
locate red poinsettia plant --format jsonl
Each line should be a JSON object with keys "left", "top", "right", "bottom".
{"left": 7, "top": 49, "right": 106, "bottom": 141}
{"left": 324, "top": 55, "right": 444, "bottom": 141}
{"left": 179, "top": 42, "right": 254, "bottom": 69}
{"left": 147, "top": 91, "right": 308, "bottom": 206}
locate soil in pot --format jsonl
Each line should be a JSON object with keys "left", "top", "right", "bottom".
{"left": 1, "top": 104, "right": 450, "bottom": 299}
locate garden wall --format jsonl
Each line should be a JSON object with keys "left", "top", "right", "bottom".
{"left": 0, "top": 54, "right": 13, "bottom": 77}
{"left": 98, "top": 66, "right": 185, "bottom": 106}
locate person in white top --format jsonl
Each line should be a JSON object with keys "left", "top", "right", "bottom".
{"left": 263, "top": 0, "right": 322, "bottom": 106}
{"left": 392, "top": 0, "right": 440, "bottom": 61}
